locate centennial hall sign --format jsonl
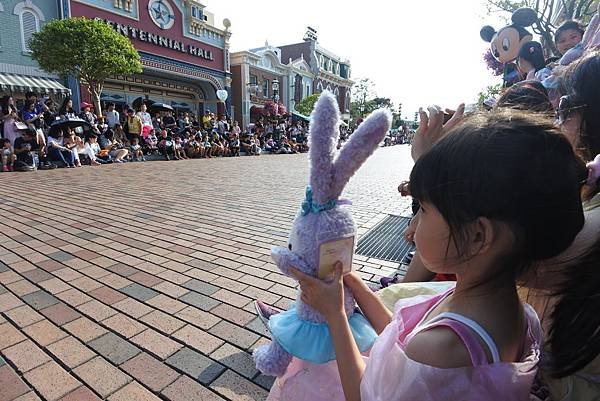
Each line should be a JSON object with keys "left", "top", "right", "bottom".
{"left": 97, "top": 18, "right": 215, "bottom": 61}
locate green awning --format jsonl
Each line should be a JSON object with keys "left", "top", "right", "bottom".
{"left": 0, "top": 73, "right": 71, "bottom": 95}
{"left": 292, "top": 111, "right": 310, "bottom": 122}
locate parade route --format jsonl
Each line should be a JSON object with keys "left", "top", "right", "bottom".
{"left": 0, "top": 145, "right": 413, "bottom": 401}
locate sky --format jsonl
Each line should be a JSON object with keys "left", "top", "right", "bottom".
{"left": 207, "top": 0, "right": 510, "bottom": 120}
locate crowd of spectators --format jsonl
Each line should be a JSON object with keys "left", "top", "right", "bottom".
{"left": 0, "top": 95, "right": 315, "bottom": 172}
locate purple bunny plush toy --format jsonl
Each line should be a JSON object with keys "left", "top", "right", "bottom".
{"left": 252, "top": 91, "right": 392, "bottom": 377}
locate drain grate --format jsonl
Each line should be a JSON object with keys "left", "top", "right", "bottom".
{"left": 356, "top": 215, "right": 415, "bottom": 263}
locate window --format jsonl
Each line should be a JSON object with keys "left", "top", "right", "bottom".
{"left": 249, "top": 75, "right": 258, "bottom": 85}
{"left": 14, "top": 2, "right": 44, "bottom": 53}
{"left": 306, "top": 85, "right": 310, "bottom": 97}
{"left": 20, "top": 10, "right": 38, "bottom": 52}
{"left": 192, "top": 6, "right": 198, "bottom": 18}
{"left": 263, "top": 80, "right": 269, "bottom": 97}
{"left": 316, "top": 82, "right": 323, "bottom": 94}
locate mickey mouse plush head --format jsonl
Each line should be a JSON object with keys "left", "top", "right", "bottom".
{"left": 481, "top": 8, "right": 538, "bottom": 64}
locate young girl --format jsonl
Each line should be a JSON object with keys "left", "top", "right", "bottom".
{"left": 202, "top": 134, "right": 212, "bottom": 158}
{"left": 1, "top": 138, "right": 15, "bottom": 172}
{"left": 174, "top": 136, "right": 188, "bottom": 160}
{"left": 273, "top": 110, "right": 589, "bottom": 401}
{"left": 129, "top": 137, "right": 145, "bottom": 162}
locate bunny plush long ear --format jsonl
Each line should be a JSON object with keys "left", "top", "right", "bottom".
{"left": 308, "top": 91, "right": 340, "bottom": 204}
{"left": 330, "top": 109, "right": 392, "bottom": 200}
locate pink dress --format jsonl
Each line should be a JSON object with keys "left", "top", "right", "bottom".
{"left": 268, "top": 287, "right": 543, "bottom": 401}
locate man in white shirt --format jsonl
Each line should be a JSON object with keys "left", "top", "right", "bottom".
{"left": 104, "top": 103, "right": 120, "bottom": 129}
{"left": 136, "top": 104, "right": 153, "bottom": 137}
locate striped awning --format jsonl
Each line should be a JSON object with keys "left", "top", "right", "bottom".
{"left": 0, "top": 73, "right": 71, "bottom": 95}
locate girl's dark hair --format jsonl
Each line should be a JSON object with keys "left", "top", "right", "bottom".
{"left": 25, "top": 100, "right": 35, "bottom": 111}
{"left": 496, "top": 80, "right": 553, "bottom": 112}
{"left": 1, "top": 95, "right": 13, "bottom": 115}
{"left": 104, "top": 129, "right": 114, "bottom": 140}
{"left": 565, "top": 51, "right": 600, "bottom": 162}
{"left": 59, "top": 97, "right": 73, "bottom": 116}
{"left": 548, "top": 238, "right": 600, "bottom": 377}
{"left": 554, "top": 20, "right": 585, "bottom": 44}
{"left": 518, "top": 41, "right": 546, "bottom": 71}
{"left": 410, "top": 110, "right": 586, "bottom": 273}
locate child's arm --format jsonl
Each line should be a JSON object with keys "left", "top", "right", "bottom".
{"left": 290, "top": 265, "right": 365, "bottom": 401}
{"left": 344, "top": 273, "right": 392, "bottom": 334}
{"left": 328, "top": 313, "right": 365, "bottom": 401}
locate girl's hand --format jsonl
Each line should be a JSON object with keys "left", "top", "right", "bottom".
{"left": 289, "top": 262, "right": 345, "bottom": 321}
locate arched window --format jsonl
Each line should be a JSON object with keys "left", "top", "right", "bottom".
{"left": 316, "top": 82, "right": 323, "bottom": 94}
{"left": 14, "top": 2, "right": 44, "bottom": 53}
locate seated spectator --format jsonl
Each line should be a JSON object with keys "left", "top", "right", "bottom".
{"left": 251, "top": 134, "right": 261, "bottom": 156}
{"left": 87, "top": 133, "right": 111, "bottom": 164}
{"left": 211, "top": 131, "right": 224, "bottom": 157}
{"left": 152, "top": 112, "right": 162, "bottom": 131}
{"left": 79, "top": 102, "right": 97, "bottom": 125}
{"left": 263, "top": 135, "right": 278, "bottom": 153}
{"left": 62, "top": 127, "right": 83, "bottom": 167}
{"left": 129, "top": 137, "right": 145, "bottom": 162}
{"left": 74, "top": 132, "right": 100, "bottom": 166}
{"left": 278, "top": 136, "right": 296, "bottom": 154}
{"left": 163, "top": 111, "right": 177, "bottom": 130}
{"left": 174, "top": 136, "right": 188, "bottom": 159}
{"left": 47, "top": 129, "right": 75, "bottom": 168}
{"left": 43, "top": 99, "right": 58, "bottom": 124}
{"left": 229, "top": 133, "right": 240, "bottom": 157}
{"left": 113, "top": 124, "right": 129, "bottom": 147}
{"left": 240, "top": 132, "right": 255, "bottom": 155}
{"left": 1, "top": 138, "right": 15, "bottom": 172}
{"left": 144, "top": 129, "right": 158, "bottom": 153}
{"left": 58, "top": 97, "right": 77, "bottom": 119}
{"left": 202, "top": 133, "right": 212, "bottom": 158}
{"left": 102, "top": 130, "right": 129, "bottom": 163}
{"left": 185, "top": 133, "right": 202, "bottom": 158}
{"left": 158, "top": 129, "right": 175, "bottom": 160}
{"left": 13, "top": 128, "right": 40, "bottom": 171}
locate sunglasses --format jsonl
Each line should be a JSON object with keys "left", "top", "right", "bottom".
{"left": 556, "top": 95, "right": 586, "bottom": 124}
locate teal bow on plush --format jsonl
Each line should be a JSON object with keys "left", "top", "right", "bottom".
{"left": 300, "top": 186, "right": 338, "bottom": 216}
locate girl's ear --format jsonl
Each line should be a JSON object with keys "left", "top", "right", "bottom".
{"left": 308, "top": 91, "right": 340, "bottom": 204}
{"left": 329, "top": 109, "right": 392, "bottom": 200}
{"left": 469, "top": 217, "right": 495, "bottom": 257}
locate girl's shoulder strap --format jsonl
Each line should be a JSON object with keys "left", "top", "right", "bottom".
{"left": 412, "top": 312, "right": 501, "bottom": 366}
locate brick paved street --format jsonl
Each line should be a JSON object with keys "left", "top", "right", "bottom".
{"left": 0, "top": 145, "right": 413, "bottom": 401}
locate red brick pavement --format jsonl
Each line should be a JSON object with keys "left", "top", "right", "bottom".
{"left": 0, "top": 145, "right": 413, "bottom": 401}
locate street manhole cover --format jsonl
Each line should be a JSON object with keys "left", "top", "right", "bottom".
{"left": 356, "top": 215, "right": 415, "bottom": 263}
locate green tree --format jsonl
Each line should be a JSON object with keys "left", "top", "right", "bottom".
{"left": 29, "top": 17, "right": 142, "bottom": 116}
{"left": 485, "top": 0, "right": 599, "bottom": 55}
{"left": 477, "top": 83, "right": 503, "bottom": 107}
{"left": 350, "top": 78, "right": 376, "bottom": 119}
{"left": 295, "top": 94, "right": 320, "bottom": 116}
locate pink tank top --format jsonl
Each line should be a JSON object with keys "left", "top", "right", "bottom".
{"left": 411, "top": 312, "right": 501, "bottom": 366}
{"left": 404, "top": 289, "right": 525, "bottom": 367}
